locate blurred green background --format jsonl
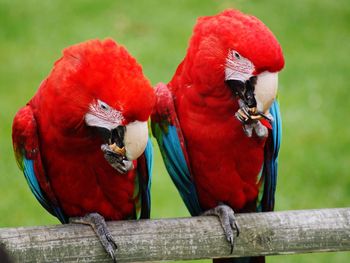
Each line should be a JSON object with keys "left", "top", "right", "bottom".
{"left": 1, "top": 0, "right": 349, "bottom": 262}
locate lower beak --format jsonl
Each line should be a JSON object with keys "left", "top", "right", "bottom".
{"left": 226, "top": 78, "right": 257, "bottom": 108}
{"left": 109, "top": 125, "right": 127, "bottom": 156}
{"left": 97, "top": 126, "right": 126, "bottom": 156}
{"left": 226, "top": 78, "right": 273, "bottom": 123}
{"left": 97, "top": 122, "right": 148, "bottom": 161}
{"left": 111, "top": 126, "right": 126, "bottom": 148}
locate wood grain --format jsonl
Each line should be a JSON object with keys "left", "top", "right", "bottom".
{"left": 1, "top": 208, "right": 349, "bottom": 262}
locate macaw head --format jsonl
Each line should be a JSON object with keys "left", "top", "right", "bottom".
{"left": 45, "top": 39, "right": 155, "bottom": 161}
{"left": 175, "top": 9, "right": 284, "bottom": 117}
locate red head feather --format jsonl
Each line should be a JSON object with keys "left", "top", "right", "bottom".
{"left": 36, "top": 39, "right": 155, "bottom": 131}
{"left": 171, "top": 9, "right": 284, "bottom": 89}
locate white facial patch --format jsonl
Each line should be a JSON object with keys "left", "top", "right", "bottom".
{"left": 225, "top": 50, "right": 255, "bottom": 82}
{"left": 85, "top": 100, "right": 124, "bottom": 130}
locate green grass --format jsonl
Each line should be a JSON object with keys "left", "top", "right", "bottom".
{"left": 1, "top": 0, "right": 350, "bottom": 262}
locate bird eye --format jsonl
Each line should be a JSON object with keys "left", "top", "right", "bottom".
{"left": 98, "top": 100, "right": 109, "bottom": 111}
{"left": 234, "top": 52, "right": 241, "bottom": 59}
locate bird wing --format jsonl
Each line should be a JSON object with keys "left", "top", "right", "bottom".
{"left": 257, "top": 100, "right": 282, "bottom": 212}
{"left": 12, "top": 105, "right": 67, "bottom": 223}
{"left": 134, "top": 138, "right": 153, "bottom": 219}
{"left": 151, "top": 83, "right": 202, "bottom": 216}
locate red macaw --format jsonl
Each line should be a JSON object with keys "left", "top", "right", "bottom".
{"left": 152, "top": 9, "right": 284, "bottom": 263}
{"left": 12, "top": 39, "right": 155, "bottom": 261}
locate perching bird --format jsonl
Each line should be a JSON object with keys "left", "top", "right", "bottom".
{"left": 12, "top": 39, "right": 155, "bottom": 262}
{"left": 151, "top": 9, "right": 284, "bottom": 263}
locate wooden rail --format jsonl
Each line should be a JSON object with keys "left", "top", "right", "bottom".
{"left": 1, "top": 208, "right": 350, "bottom": 262}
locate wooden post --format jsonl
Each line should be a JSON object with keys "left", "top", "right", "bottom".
{"left": 1, "top": 208, "right": 350, "bottom": 262}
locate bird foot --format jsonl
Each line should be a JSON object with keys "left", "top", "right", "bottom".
{"left": 242, "top": 120, "right": 268, "bottom": 138}
{"left": 202, "top": 204, "right": 239, "bottom": 254}
{"left": 235, "top": 99, "right": 272, "bottom": 139}
{"left": 70, "top": 213, "right": 118, "bottom": 262}
{"left": 101, "top": 144, "right": 133, "bottom": 174}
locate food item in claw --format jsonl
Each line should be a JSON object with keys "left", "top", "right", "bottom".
{"left": 109, "top": 143, "right": 126, "bottom": 156}
{"left": 236, "top": 107, "right": 272, "bottom": 122}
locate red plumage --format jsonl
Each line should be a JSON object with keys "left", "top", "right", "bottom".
{"left": 151, "top": 9, "right": 284, "bottom": 263}
{"left": 168, "top": 9, "right": 284, "bottom": 211}
{"left": 13, "top": 39, "right": 155, "bottom": 221}
{"left": 171, "top": 9, "right": 284, "bottom": 91}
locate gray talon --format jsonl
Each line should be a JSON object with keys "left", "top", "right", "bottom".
{"left": 254, "top": 121, "right": 268, "bottom": 138}
{"left": 240, "top": 119, "right": 268, "bottom": 139}
{"left": 243, "top": 123, "right": 253, "bottom": 137}
{"left": 70, "top": 213, "right": 118, "bottom": 262}
{"left": 202, "top": 204, "right": 239, "bottom": 254}
{"left": 241, "top": 106, "right": 250, "bottom": 117}
{"left": 229, "top": 236, "right": 234, "bottom": 254}
{"left": 236, "top": 99, "right": 270, "bottom": 139}
{"left": 101, "top": 144, "right": 133, "bottom": 174}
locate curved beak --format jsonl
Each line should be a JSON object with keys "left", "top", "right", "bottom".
{"left": 124, "top": 121, "right": 148, "bottom": 160}
{"left": 226, "top": 72, "right": 278, "bottom": 113}
{"left": 97, "top": 121, "right": 148, "bottom": 161}
{"left": 254, "top": 72, "right": 278, "bottom": 113}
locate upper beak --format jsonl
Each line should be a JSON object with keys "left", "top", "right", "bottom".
{"left": 254, "top": 72, "right": 278, "bottom": 113}
{"left": 123, "top": 121, "right": 148, "bottom": 161}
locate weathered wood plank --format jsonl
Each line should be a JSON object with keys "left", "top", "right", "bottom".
{"left": 1, "top": 208, "right": 350, "bottom": 262}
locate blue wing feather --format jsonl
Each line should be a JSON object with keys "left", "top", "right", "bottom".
{"left": 161, "top": 125, "right": 202, "bottom": 215}
{"left": 144, "top": 139, "right": 153, "bottom": 195}
{"left": 22, "top": 156, "right": 67, "bottom": 223}
{"left": 151, "top": 83, "right": 202, "bottom": 216}
{"left": 139, "top": 138, "right": 153, "bottom": 219}
{"left": 13, "top": 105, "right": 68, "bottom": 223}
{"left": 259, "top": 100, "right": 282, "bottom": 212}
{"left": 22, "top": 157, "right": 52, "bottom": 213}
